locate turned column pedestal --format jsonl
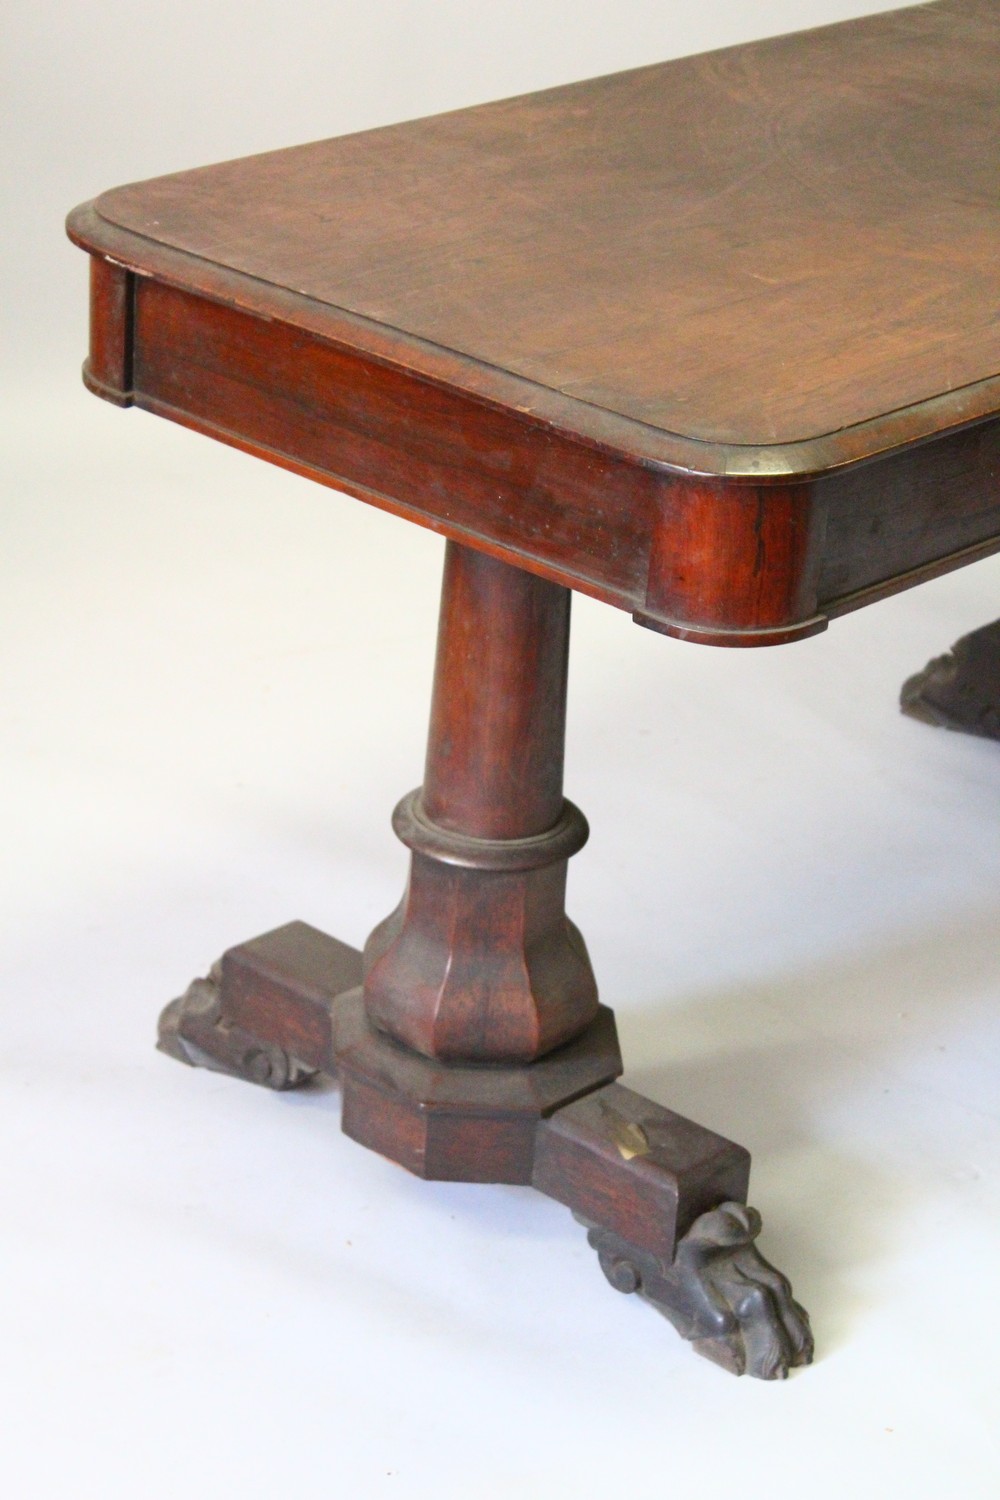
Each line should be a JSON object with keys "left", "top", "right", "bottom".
{"left": 363, "top": 541, "right": 597, "bottom": 1063}
{"left": 159, "top": 541, "right": 813, "bottom": 1379}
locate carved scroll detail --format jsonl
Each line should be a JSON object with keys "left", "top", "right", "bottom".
{"left": 158, "top": 963, "right": 316, "bottom": 1090}
{"left": 585, "top": 1202, "right": 814, "bottom": 1379}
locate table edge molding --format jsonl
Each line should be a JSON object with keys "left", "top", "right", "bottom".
{"left": 67, "top": 200, "right": 1000, "bottom": 484}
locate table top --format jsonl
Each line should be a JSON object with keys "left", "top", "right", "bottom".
{"left": 77, "top": 0, "right": 998, "bottom": 468}
{"left": 68, "top": 0, "right": 1000, "bottom": 646}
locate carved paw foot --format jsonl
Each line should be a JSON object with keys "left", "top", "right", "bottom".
{"left": 158, "top": 963, "right": 317, "bottom": 1090}
{"left": 900, "top": 618, "right": 1000, "bottom": 741}
{"left": 586, "top": 1202, "right": 813, "bottom": 1379}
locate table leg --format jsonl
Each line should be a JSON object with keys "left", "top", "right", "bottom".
{"left": 901, "top": 619, "right": 1000, "bottom": 740}
{"left": 156, "top": 541, "right": 812, "bottom": 1377}
{"left": 533, "top": 1086, "right": 812, "bottom": 1378}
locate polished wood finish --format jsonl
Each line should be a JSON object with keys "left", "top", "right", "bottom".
{"left": 336, "top": 991, "right": 622, "bottom": 1184}
{"left": 159, "top": 921, "right": 809, "bottom": 1376}
{"left": 363, "top": 542, "right": 598, "bottom": 1063}
{"left": 85, "top": 258, "right": 133, "bottom": 408}
{"left": 421, "top": 543, "right": 568, "bottom": 840}
{"left": 71, "top": 0, "right": 998, "bottom": 1379}
{"left": 219, "top": 920, "right": 361, "bottom": 1072}
{"left": 157, "top": 921, "right": 362, "bottom": 1087}
{"left": 637, "top": 477, "right": 827, "bottom": 646}
{"left": 67, "top": 0, "right": 1000, "bottom": 645}
{"left": 532, "top": 1083, "right": 750, "bottom": 1260}
{"left": 73, "top": 0, "right": 997, "bottom": 454}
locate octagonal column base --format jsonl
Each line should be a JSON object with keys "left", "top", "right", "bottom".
{"left": 333, "top": 988, "right": 623, "bottom": 1183}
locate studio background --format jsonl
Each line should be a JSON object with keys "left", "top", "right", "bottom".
{"left": 3, "top": 3, "right": 999, "bottom": 1496}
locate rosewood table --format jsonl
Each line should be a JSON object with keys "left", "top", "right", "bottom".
{"left": 67, "top": 0, "right": 999, "bottom": 1379}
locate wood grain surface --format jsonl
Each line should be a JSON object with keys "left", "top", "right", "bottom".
{"left": 67, "top": 0, "right": 1000, "bottom": 644}
{"left": 81, "top": 0, "right": 998, "bottom": 452}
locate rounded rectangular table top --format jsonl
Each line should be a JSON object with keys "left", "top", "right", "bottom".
{"left": 68, "top": 0, "right": 1000, "bottom": 647}
{"left": 76, "top": 0, "right": 997, "bottom": 472}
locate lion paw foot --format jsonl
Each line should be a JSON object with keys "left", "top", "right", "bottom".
{"left": 587, "top": 1201, "right": 813, "bottom": 1379}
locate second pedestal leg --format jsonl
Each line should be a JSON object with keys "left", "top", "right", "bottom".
{"left": 901, "top": 618, "right": 1000, "bottom": 739}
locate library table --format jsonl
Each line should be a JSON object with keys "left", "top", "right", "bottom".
{"left": 68, "top": 0, "right": 999, "bottom": 1378}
